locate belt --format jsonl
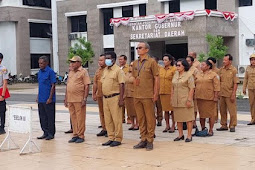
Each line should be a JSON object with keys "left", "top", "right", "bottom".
{"left": 103, "top": 93, "right": 120, "bottom": 99}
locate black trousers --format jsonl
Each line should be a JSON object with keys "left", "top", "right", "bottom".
{"left": 0, "top": 100, "right": 6, "bottom": 130}
{"left": 38, "top": 102, "right": 56, "bottom": 136}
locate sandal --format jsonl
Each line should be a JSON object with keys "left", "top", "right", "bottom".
{"left": 163, "top": 128, "right": 170, "bottom": 133}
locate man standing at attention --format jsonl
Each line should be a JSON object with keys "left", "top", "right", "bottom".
{"left": 93, "top": 54, "right": 107, "bottom": 137}
{"left": 37, "top": 56, "right": 56, "bottom": 140}
{"left": 188, "top": 52, "right": 200, "bottom": 69}
{"left": 65, "top": 56, "right": 91, "bottom": 143}
{"left": 132, "top": 42, "right": 159, "bottom": 151}
{"left": 101, "top": 51, "right": 125, "bottom": 147}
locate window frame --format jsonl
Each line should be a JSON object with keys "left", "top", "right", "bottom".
{"left": 239, "top": 0, "right": 252, "bottom": 7}
{"left": 169, "top": 0, "right": 180, "bottom": 13}
{"left": 70, "top": 15, "right": 87, "bottom": 33}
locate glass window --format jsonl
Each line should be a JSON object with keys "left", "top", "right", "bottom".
{"left": 104, "top": 48, "right": 114, "bottom": 52}
{"left": 131, "top": 47, "right": 135, "bottom": 62}
{"left": 122, "top": 5, "right": 133, "bottom": 17}
{"left": 139, "top": 4, "right": 146, "bottom": 16}
{"left": 71, "top": 15, "right": 87, "bottom": 33}
{"left": 239, "top": 0, "right": 252, "bottom": 7}
{"left": 102, "top": 8, "right": 114, "bottom": 35}
{"left": 23, "top": 0, "right": 51, "bottom": 8}
{"left": 30, "top": 23, "right": 51, "bottom": 38}
{"left": 205, "top": 0, "right": 217, "bottom": 10}
{"left": 169, "top": 0, "right": 180, "bottom": 13}
{"left": 31, "top": 54, "right": 51, "bottom": 69}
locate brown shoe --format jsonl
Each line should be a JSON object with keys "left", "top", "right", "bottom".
{"left": 133, "top": 141, "right": 147, "bottom": 149}
{"left": 216, "top": 127, "right": 228, "bottom": 131}
{"left": 146, "top": 142, "right": 153, "bottom": 151}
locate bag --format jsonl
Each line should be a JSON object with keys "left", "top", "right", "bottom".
{"left": 195, "top": 127, "right": 208, "bottom": 137}
{"left": 0, "top": 88, "right": 10, "bottom": 99}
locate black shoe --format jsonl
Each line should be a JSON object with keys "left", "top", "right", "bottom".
{"left": 185, "top": 137, "right": 192, "bottom": 142}
{"left": 146, "top": 142, "right": 153, "bottom": 151}
{"left": 102, "top": 140, "right": 113, "bottom": 146}
{"left": 37, "top": 134, "right": 48, "bottom": 139}
{"left": 247, "top": 122, "right": 255, "bottom": 125}
{"left": 133, "top": 141, "right": 147, "bottom": 149}
{"left": 0, "top": 129, "right": 6, "bottom": 135}
{"left": 230, "top": 127, "right": 235, "bottom": 132}
{"left": 97, "top": 130, "right": 107, "bottom": 137}
{"left": 163, "top": 128, "right": 170, "bottom": 133}
{"left": 104, "top": 133, "right": 108, "bottom": 137}
{"left": 157, "top": 121, "right": 162, "bottom": 127}
{"left": 68, "top": 137, "right": 79, "bottom": 143}
{"left": 98, "top": 125, "right": 102, "bottom": 128}
{"left": 128, "top": 127, "right": 134, "bottom": 130}
{"left": 75, "top": 138, "right": 85, "bottom": 143}
{"left": 174, "top": 135, "right": 184, "bottom": 141}
{"left": 216, "top": 127, "right": 228, "bottom": 131}
{"left": 64, "top": 129, "right": 73, "bottom": 134}
{"left": 45, "top": 135, "right": 54, "bottom": 140}
{"left": 154, "top": 134, "right": 156, "bottom": 138}
{"left": 110, "top": 141, "right": 121, "bottom": 147}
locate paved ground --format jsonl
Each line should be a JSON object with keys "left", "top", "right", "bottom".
{"left": 0, "top": 83, "right": 255, "bottom": 169}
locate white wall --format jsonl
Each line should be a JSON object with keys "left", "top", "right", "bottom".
{"left": 180, "top": 0, "right": 204, "bottom": 12}
{"left": 238, "top": 1, "right": 255, "bottom": 65}
{"left": 0, "top": 0, "right": 22, "bottom": 6}
{"left": 0, "top": 22, "right": 17, "bottom": 74}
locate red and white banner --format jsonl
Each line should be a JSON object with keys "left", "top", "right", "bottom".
{"left": 110, "top": 17, "right": 130, "bottom": 27}
{"left": 155, "top": 11, "right": 195, "bottom": 23}
{"left": 222, "top": 12, "right": 236, "bottom": 21}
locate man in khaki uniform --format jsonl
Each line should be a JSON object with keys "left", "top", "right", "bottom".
{"left": 118, "top": 55, "right": 129, "bottom": 123}
{"left": 65, "top": 56, "right": 91, "bottom": 143}
{"left": 93, "top": 54, "right": 107, "bottom": 137}
{"left": 217, "top": 54, "right": 238, "bottom": 132}
{"left": 188, "top": 52, "right": 200, "bottom": 70}
{"left": 243, "top": 54, "right": 255, "bottom": 125}
{"left": 132, "top": 42, "right": 159, "bottom": 151}
{"left": 101, "top": 51, "right": 125, "bottom": 147}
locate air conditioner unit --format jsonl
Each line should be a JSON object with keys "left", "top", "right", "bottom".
{"left": 238, "top": 65, "right": 247, "bottom": 78}
{"left": 68, "top": 33, "right": 80, "bottom": 40}
{"left": 246, "top": 39, "right": 255, "bottom": 47}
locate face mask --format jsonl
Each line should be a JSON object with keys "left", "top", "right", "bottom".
{"left": 105, "top": 59, "right": 113, "bottom": 66}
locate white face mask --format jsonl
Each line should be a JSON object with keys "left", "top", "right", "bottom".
{"left": 105, "top": 59, "right": 113, "bottom": 66}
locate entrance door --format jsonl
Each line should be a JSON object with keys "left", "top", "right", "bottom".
{"left": 165, "top": 43, "right": 188, "bottom": 60}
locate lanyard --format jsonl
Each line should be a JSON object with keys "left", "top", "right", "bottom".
{"left": 137, "top": 60, "right": 146, "bottom": 76}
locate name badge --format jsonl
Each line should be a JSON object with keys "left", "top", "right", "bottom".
{"left": 135, "top": 77, "right": 140, "bottom": 86}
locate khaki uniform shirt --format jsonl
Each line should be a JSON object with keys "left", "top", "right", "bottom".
{"left": 124, "top": 72, "right": 135, "bottom": 98}
{"left": 243, "top": 65, "right": 255, "bottom": 90}
{"left": 172, "top": 72, "right": 195, "bottom": 107}
{"left": 93, "top": 67, "right": 105, "bottom": 97}
{"left": 67, "top": 67, "right": 91, "bottom": 102}
{"left": 193, "top": 59, "right": 201, "bottom": 69}
{"left": 211, "top": 67, "right": 220, "bottom": 75}
{"left": 188, "top": 65, "right": 199, "bottom": 78}
{"left": 159, "top": 66, "right": 176, "bottom": 95}
{"left": 132, "top": 55, "right": 159, "bottom": 99}
{"left": 101, "top": 64, "right": 125, "bottom": 96}
{"left": 195, "top": 70, "right": 220, "bottom": 100}
{"left": 219, "top": 65, "right": 238, "bottom": 97}
{"left": 120, "top": 64, "right": 129, "bottom": 74}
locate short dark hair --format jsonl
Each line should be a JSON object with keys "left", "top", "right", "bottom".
{"left": 105, "top": 51, "right": 117, "bottom": 60}
{"left": 207, "top": 57, "right": 216, "bottom": 64}
{"left": 39, "top": 55, "right": 49, "bottom": 63}
{"left": 0, "top": 53, "right": 3, "bottom": 59}
{"left": 119, "top": 55, "right": 127, "bottom": 60}
{"left": 205, "top": 60, "right": 213, "bottom": 69}
{"left": 177, "top": 58, "right": 190, "bottom": 71}
{"left": 225, "top": 54, "right": 233, "bottom": 61}
{"left": 100, "top": 54, "right": 105, "bottom": 57}
{"left": 186, "top": 56, "right": 194, "bottom": 62}
{"left": 163, "top": 54, "right": 174, "bottom": 66}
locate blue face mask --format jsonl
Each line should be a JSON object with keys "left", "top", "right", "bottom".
{"left": 105, "top": 59, "right": 113, "bottom": 66}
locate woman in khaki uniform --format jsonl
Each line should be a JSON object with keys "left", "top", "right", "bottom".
{"left": 125, "top": 62, "right": 139, "bottom": 130}
{"left": 186, "top": 56, "right": 199, "bottom": 128}
{"left": 172, "top": 59, "right": 195, "bottom": 142}
{"left": 243, "top": 54, "right": 255, "bottom": 125}
{"left": 195, "top": 61, "right": 220, "bottom": 136}
{"left": 159, "top": 54, "right": 176, "bottom": 133}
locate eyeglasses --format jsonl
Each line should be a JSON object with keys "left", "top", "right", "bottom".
{"left": 70, "top": 61, "right": 78, "bottom": 63}
{"left": 136, "top": 47, "right": 144, "bottom": 50}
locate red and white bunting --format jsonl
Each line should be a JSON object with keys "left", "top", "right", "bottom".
{"left": 110, "top": 17, "right": 130, "bottom": 27}
{"left": 222, "top": 12, "right": 236, "bottom": 21}
{"left": 155, "top": 11, "right": 195, "bottom": 23}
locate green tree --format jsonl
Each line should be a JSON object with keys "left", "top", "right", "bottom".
{"left": 68, "top": 37, "right": 95, "bottom": 66}
{"left": 198, "top": 34, "right": 228, "bottom": 62}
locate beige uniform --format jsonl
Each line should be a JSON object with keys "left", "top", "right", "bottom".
{"left": 155, "top": 65, "right": 163, "bottom": 122}
{"left": 188, "top": 65, "right": 199, "bottom": 112}
{"left": 120, "top": 64, "right": 129, "bottom": 122}
{"left": 219, "top": 65, "right": 238, "bottom": 128}
{"left": 195, "top": 70, "right": 220, "bottom": 118}
{"left": 124, "top": 72, "right": 136, "bottom": 119}
{"left": 172, "top": 72, "right": 195, "bottom": 122}
{"left": 243, "top": 65, "right": 255, "bottom": 123}
{"left": 101, "top": 64, "right": 125, "bottom": 142}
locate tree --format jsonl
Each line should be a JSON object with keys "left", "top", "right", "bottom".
{"left": 198, "top": 34, "right": 228, "bottom": 62}
{"left": 68, "top": 37, "right": 95, "bottom": 66}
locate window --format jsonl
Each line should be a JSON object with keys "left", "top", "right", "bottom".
{"left": 131, "top": 47, "right": 135, "bottom": 62}
{"left": 30, "top": 23, "right": 51, "bottom": 38}
{"left": 122, "top": 5, "right": 133, "bottom": 17}
{"left": 102, "top": 8, "right": 114, "bottom": 35}
{"left": 239, "top": 0, "right": 252, "bottom": 7}
{"left": 169, "top": 0, "right": 180, "bottom": 13}
{"left": 71, "top": 15, "right": 87, "bottom": 32}
{"left": 139, "top": 4, "right": 146, "bottom": 16}
{"left": 104, "top": 48, "right": 114, "bottom": 53}
{"left": 205, "top": 0, "right": 217, "bottom": 10}
{"left": 23, "top": 0, "right": 51, "bottom": 8}
{"left": 31, "top": 54, "right": 50, "bottom": 69}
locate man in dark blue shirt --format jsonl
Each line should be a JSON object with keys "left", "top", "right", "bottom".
{"left": 37, "top": 56, "right": 56, "bottom": 140}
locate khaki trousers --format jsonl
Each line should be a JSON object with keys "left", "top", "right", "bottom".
{"left": 220, "top": 97, "right": 237, "bottom": 128}
{"left": 103, "top": 95, "right": 123, "bottom": 142}
{"left": 155, "top": 98, "right": 163, "bottom": 122}
{"left": 248, "top": 89, "right": 255, "bottom": 123}
{"left": 134, "top": 98, "right": 156, "bottom": 143}
{"left": 97, "top": 97, "right": 106, "bottom": 130}
{"left": 68, "top": 102, "right": 86, "bottom": 139}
